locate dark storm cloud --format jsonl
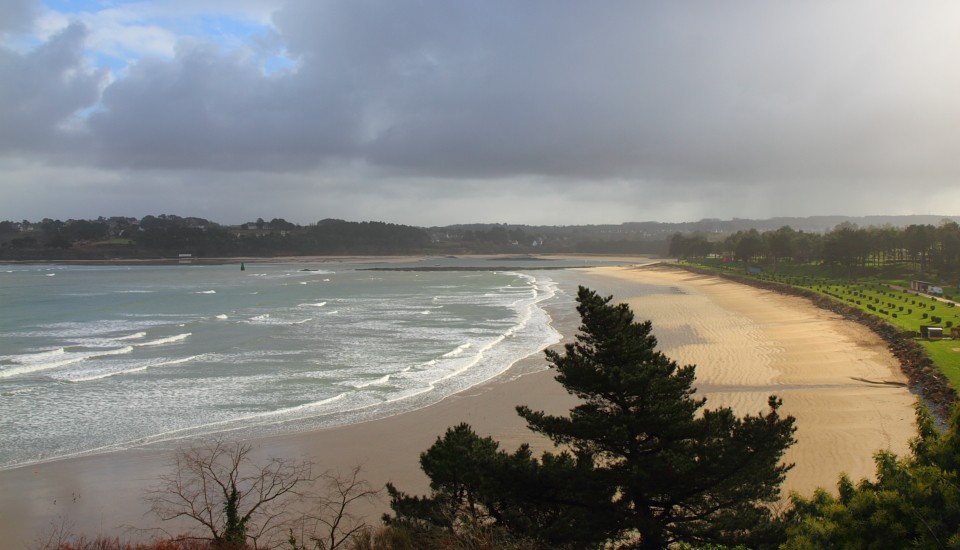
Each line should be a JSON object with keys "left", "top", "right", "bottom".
{"left": 0, "top": 22, "right": 106, "bottom": 155}
{"left": 0, "top": 0, "right": 38, "bottom": 35}
{"left": 82, "top": 0, "right": 960, "bottom": 185}
{"left": 88, "top": 41, "right": 356, "bottom": 170}
{"left": 3, "top": 0, "right": 960, "bottom": 224}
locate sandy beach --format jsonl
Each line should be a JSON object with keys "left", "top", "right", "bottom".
{"left": 0, "top": 264, "right": 917, "bottom": 546}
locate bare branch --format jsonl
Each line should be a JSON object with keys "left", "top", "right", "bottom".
{"left": 145, "top": 438, "right": 377, "bottom": 549}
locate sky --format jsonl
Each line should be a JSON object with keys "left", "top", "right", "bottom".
{"left": 2, "top": 0, "right": 960, "bottom": 226}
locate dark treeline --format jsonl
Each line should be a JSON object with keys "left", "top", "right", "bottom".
{"left": 669, "top": 220, "right": 960, "bottom": 275}
{"left": 0, "top": 216, "right": 434, "bottom": 259}
{"left": 5, "top": 214, "right": 960, "bottom": 261}
{"left": 0, "top": 215, "right": 670, "bottom": 259}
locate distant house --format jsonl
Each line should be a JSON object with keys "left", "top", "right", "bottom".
{"left": 911, "top": 280, "right": 940, "bottom": 294}
{"left": 920, "top": 325, "right": 943, "bottom": 340}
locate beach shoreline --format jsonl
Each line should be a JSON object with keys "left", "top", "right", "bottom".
{"left": 0, "top": 264, "right": 918, "bottom": 546}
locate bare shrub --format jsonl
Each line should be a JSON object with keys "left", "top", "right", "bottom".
{"left": 146, "top": 439, "right": 379, "bottom": 550}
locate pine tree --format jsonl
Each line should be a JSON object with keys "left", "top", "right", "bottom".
{"left": 387, "top": 286, "right": 796, "bottom": 549}
{"left": 517, "top": 286, "right": 796, "bottom": 548}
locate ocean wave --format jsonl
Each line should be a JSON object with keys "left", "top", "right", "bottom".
{"left": 345, "top": 374, "right": 392, "bottom": 388}
{"left": 64, "top": 354, "right": 205, "bottom": 383}
{"left": 194, "top": 290, "right": 216, "bottom": 294}
{"left": 245, "top": 314, "right": 312, "bottom": 326}
{"left": 215, "top": 314, "right": 228, "bottom": 320}
{"left": 0, "top": 346, "right": 135, "bottom": 379}
{"left": 99, "top": 392, "right": 351, "bottom": 448}
{"left": 137, "top": 333, "right": 192, "bottom": 347}
{"left": 115, "top": 332, "right": 147, "bottom": 341}
{"left": 441, "top": 343, "right": 472, "bottom": 358}
{"left": 300, "top": 302, "right": 327, "bottom": 307}
{"left": 4, "top": 347, "right": 66, "bottom": 363}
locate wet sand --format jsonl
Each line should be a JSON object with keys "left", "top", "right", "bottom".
{"left": 0, "top": 264, "right": 916, "bottom": 546}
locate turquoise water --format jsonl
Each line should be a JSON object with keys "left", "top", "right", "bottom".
{"left": 0, "top": 262, "right": 576, "bottom": 469}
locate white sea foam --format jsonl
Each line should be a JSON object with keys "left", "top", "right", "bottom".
{"left": 137, "top": 333, "right": 191, "bottom": 347}
{"left": 0, "top": 346, "right": 135, "bottom": 379}
{"left": 215, "top": 314, "right": 228, "bottom": 320}
{"left": 115, "top": 332, "right": 147, "bottom": 341}
{"left": 194, "top": 290, "right": 216, "bottom": 294}
{"left": 10, "top": 319, "right": 180, "bottom": 340}
{"left": 346, "top": 374, "right": 392, "bottom": 388}
{"left": 301, "top": 302, "right": 327, "bottom": 307}
{"left": 64, "top": 355, "right": 204, "bottom": 383}
{"left": 246, "top": 314, "right": 310, "bottom": 325}
{"left": 101, "top": 393, "right": 352, "bottom": 448}
{"left": 441, "top": 343, "right": 472, "bottom": 358}
{"left": 7, "top": 347, "right": 66, "bottom": 362}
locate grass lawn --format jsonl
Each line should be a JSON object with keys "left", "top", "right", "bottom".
{"left": 920, "top": 341, "right": 960, "bottom": 389}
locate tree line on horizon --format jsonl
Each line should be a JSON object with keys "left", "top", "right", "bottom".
{"left": 5, "top": 214, "right": 960, "bottom": 267}
{"left": 0, "top": 216, "right": 434, "bottom": 259}
{"left": 670, "top": 220, "right": 960, "bottom": 275}
{"left": 0, "top": 215, "right": 671, "bottom": 259}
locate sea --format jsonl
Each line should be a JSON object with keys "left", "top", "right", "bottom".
{"left": 0, "top": 257, "right": 630, "bottom": 470}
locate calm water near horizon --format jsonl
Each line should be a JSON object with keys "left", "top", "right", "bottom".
{"left": 0, "top": 258, "right": 637, "bottom": 470}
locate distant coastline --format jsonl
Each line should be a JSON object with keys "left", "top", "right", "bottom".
{"left": 0, "top": 253, "right": 653, "bottom": 268}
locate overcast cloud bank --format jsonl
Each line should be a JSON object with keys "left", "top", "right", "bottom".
{"left": 2, "top": 0, "right": 960, "bottom": 225}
